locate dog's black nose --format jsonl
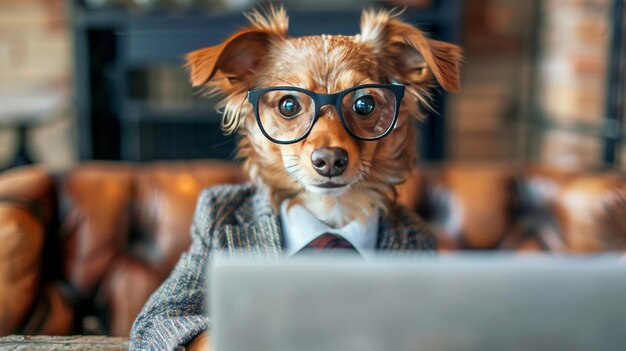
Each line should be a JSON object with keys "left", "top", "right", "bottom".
{"left": 311, "top": 147, "right": 349, "bottom": 177}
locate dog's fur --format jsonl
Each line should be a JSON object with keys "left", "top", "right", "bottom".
{"left": 186, "top": 7, "right": 462, "bottom": 228}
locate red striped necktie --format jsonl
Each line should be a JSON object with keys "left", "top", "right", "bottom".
{"left": 295, "top": 233, "right": 360, "bottom": 255}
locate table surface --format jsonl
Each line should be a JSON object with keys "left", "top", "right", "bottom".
{"left": 0, "top": 335, "right": 129, "bottom": 351}
{"left": 0, "top": 86, "right": 67, "bottom": 123}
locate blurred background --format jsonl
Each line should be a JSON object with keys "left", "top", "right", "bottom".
{"left": 0, "top": 0, "right": 623, "bottom": 171}
{"left": 1, "top": 0, "right": 626, "bottom": 339}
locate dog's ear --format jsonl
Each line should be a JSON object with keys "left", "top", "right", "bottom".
{"left": 186, "top": 29, "right": 275, "bottom": 90}
{"left": 186, "top": 7, "right": 288, "bottom": 91}
{"left": 359, "top": 9, "right": 462, "bottom": 92}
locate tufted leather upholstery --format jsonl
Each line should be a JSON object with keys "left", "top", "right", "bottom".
{"left": 553, "top": 174, "right": 626, "bottom": 252}
{"left": 419, "top": 164, "right": 520, "bottom": 250}
{"left": 0, "top": 167, "right": 52, "bottom": 335}
{"left": 0, "top": 161, "right": 246, "bottom": 336}
{"left": 61, "top": 161, "right": 247, "bottom": 336}
{"left": 0, "top": 160, "right": 625, "bottom": 337}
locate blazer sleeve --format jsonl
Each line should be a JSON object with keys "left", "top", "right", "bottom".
{"left": 129, "top": 189, "right": 215, "bottom": 351}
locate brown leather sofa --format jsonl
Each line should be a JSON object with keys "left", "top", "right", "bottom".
{"left": 1, "top": 160, "right": 625, "bottom": 337}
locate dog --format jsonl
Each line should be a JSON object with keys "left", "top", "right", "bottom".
{"left": 186, "top": 6, "right": 461, "bottom": 228}
{"left": 130, "top": 6, "right": 462, "bottom": 351}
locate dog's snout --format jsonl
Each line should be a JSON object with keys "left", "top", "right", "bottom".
{"left": 311, "top": 147, "right": 349, "bottom": 177}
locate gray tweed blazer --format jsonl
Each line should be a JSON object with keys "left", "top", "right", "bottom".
{"left": 129, "top": 184, "right": 435, "bottom": 351}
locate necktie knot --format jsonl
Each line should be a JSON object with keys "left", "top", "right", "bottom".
{"left": 295, "top": 232, "right": 360, "bottom": 256}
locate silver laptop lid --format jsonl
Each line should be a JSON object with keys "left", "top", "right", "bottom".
{"left": 209, "top": 254, "right": 626, "bottom": 351}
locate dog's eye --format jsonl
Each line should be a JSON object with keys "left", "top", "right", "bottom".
{"left": 278, "top": 95, "right": 301, "bottom": 118}
{"left": 353, "top": 95, "right": 375, "bottom": 116}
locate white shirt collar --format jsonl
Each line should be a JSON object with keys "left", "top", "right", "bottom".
{"left": 279, "top": 200, "right": 379, "bottom": 258}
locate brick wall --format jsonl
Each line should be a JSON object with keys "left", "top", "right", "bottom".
{"left": 0, "top": 0, "right": 75, "bottom": 171}
{"left": 536, "top": 0, "right": 609, "bottom": 169}
{"left": 446, "top": 0, "right": 612, "bottom": 170}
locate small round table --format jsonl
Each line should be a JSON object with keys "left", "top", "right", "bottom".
{"left": 0, "top": 85, "right": 67, "bottom": 170}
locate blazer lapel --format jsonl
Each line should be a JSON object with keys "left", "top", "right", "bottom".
{"left": 214, "top": 185, "right": 425, "bottom": 256}
{"left": 220, "top": 217, "right": 284, "bottom": 259}
{"left": 376, "top": 210, "right": 413, "bottom": 251}
{"left": 376, "top": 205, "right": 436, "bottom": 253}
{"left": 219, "top": 188, "right": 284, "bottom": 259}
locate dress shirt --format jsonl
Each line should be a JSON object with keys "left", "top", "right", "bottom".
{"left": 279, "top": 200, "right": 379, "bottom": 257}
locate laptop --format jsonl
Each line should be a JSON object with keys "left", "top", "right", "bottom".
{"left": 209, "top": 254, "right": 626, "bottom": 351}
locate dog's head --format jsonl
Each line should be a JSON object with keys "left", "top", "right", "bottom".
{"left": 187, "top": 7, "right": 461, "bottom": 223}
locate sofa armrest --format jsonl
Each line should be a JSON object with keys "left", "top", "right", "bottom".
{"left": 0, "top": 204, "right": 44, "bottom": 335}
{"left": 0, "top": 166, "right": 57, "bottom": 335}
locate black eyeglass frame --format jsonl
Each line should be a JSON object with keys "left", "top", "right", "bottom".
{"left": 247, "top": 83, "right": 406, "bottom": 145}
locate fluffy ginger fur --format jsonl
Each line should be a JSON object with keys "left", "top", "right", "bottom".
{"left": 186, "top": 6, "right": 462, "bottom": 227}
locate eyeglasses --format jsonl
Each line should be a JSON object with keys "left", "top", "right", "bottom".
{"left": 247, "top": 84, "right": 405, "bottom": 144}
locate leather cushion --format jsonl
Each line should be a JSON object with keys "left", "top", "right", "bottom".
{"left": 60, "top": 160, "right": 247, "bottom": 336}
{"left": 0, "top": 166, "right": 55, "bottom": 335}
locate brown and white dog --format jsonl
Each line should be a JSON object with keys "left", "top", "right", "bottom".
{"left": 182, "top": 7, "right": 461, "bottom": 350}
{"left": 186, "top": 6, "right": 461, "bottom": 228}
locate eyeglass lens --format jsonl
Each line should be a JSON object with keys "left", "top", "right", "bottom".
{"left": 256, "top": 86, "right": 397, "bottom": 142}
